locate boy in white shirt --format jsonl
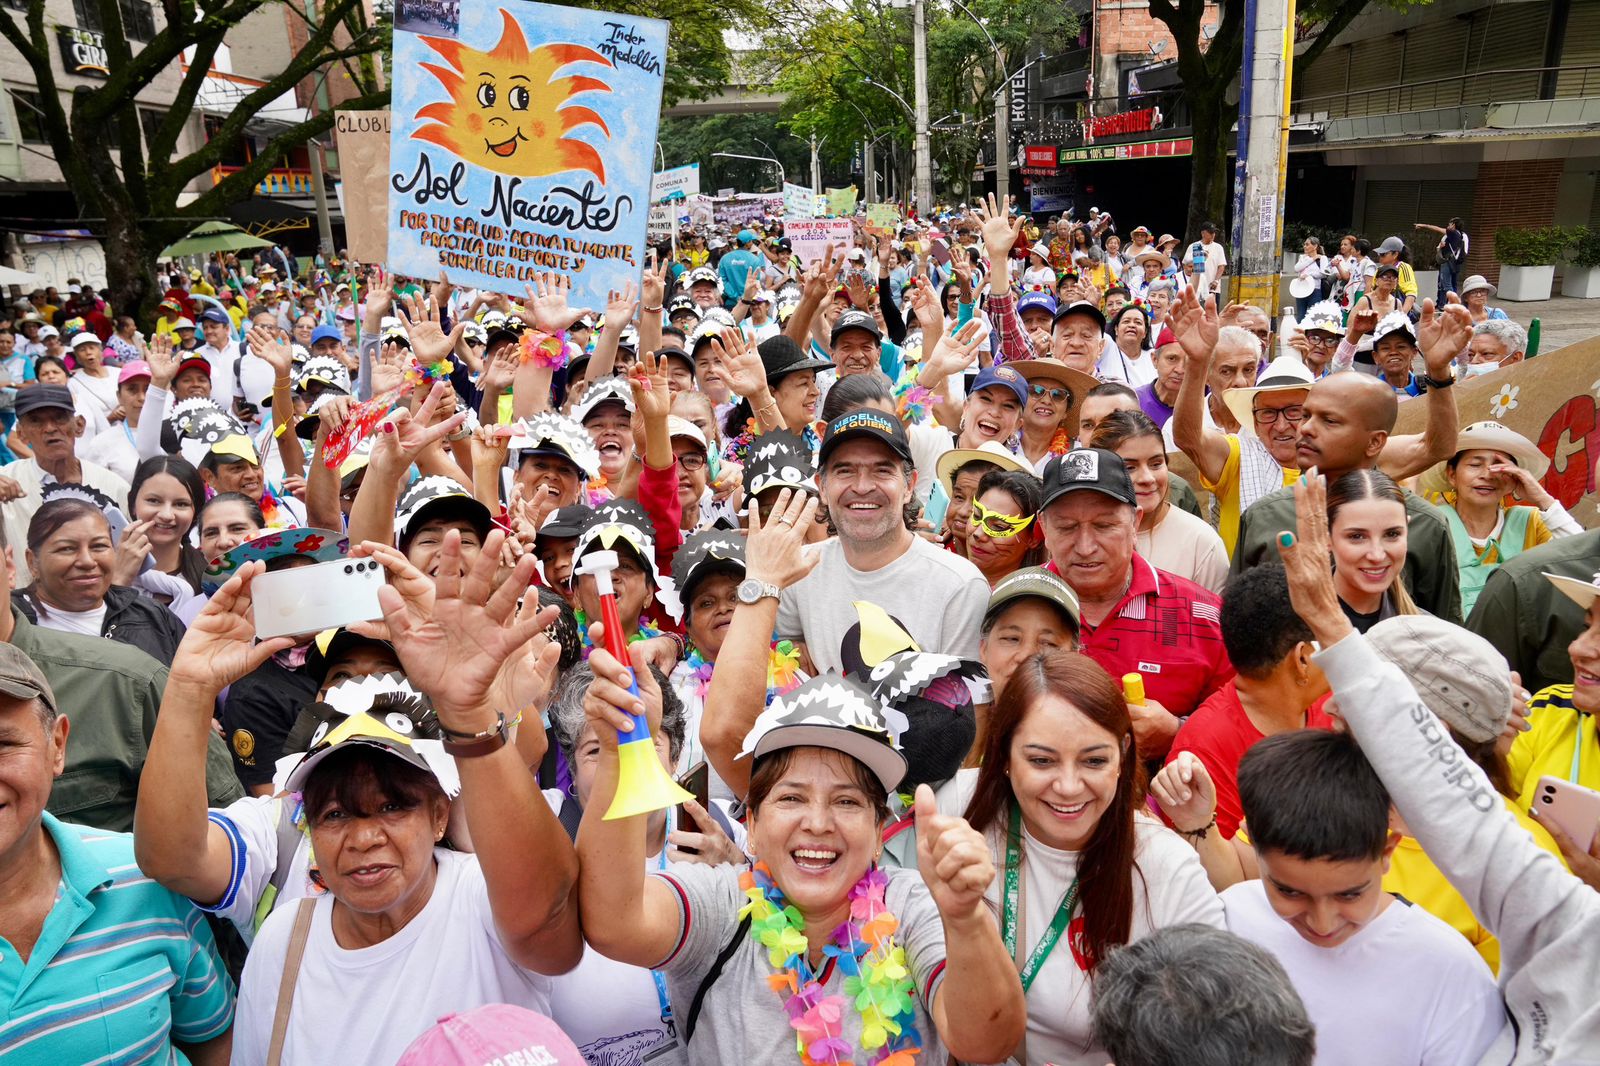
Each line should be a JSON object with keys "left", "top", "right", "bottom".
{"left": 1222, "top": 730, "right": 1505, "bottom": 1066}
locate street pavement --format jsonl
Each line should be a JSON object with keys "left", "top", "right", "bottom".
{"left": 1501, "top": 295, "right": 1600, "bottom": 355}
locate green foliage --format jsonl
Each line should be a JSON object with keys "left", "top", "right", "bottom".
{"left": 1568, "top": 227, "right": 1600, "bottom": 269}
{"left": 558, "top": 0, "right": 777, "bottom": 105}
{"left": 1282, "top": 221, "right": 1343, "bottom": 254}
{"left": 1495, "top": 226, "right": 1573, "bottom": 267}
{"left": 753, "top": 0, "right": 1076, "bottom": 198}
{"left": 658, "top": 113, "right": 816, "bottom": 190}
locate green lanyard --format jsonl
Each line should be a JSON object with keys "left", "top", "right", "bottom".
{"left": 1001, "top": 803, "right": 1081, "bottom": 993}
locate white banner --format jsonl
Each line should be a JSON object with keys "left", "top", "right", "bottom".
{"left": 783, "top": 181, "right": 816, "bottom": 219}
{"left": 786, "top": 219, "right": 855, "bottom": 267}
{"left": 651, "top": 163, "right": 700, "bottom": 203}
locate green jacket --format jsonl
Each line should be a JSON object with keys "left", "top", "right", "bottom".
{"left": 14, "top": 608, "right": 244, "bottom": 832}
{"left": 1230, "top": 484, "right": 1463, "bottom": 625}
{"left": 1468, "top": 528, "right": 1600, "bottom": 695}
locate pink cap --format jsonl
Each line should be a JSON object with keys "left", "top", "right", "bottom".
{"left": 118, "top": 360, "right": 153, "bottom": 384}
{"left": 395, "top": 1006, "right": 585, "bottom": 1066}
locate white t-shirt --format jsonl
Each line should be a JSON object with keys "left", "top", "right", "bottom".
{"left": 33, "top": 600, "right": 107, "bottom": 637}
{"left": 1137, "top": 505, "right": 1229, "bottom": 594}
{"left": 935, "top": 768, "right": 1224, "bottom": 1066}
{"left": 232, "top": 848, "right": 556, "bottom": 1066}
{"left": 198, "top": 339, "right": 241, "bottom": 413}
{"left": 776, "top": 535, "right": 989, "bottom": 674}
{"left": 80, "top": 420, "right": 140, "bottom": 483}
{"left": 69, "top": 369, "right": 118, "bottom": 421}
{"left": 1188, "top": 240, "right": 1227, "bottom": 295}
{"left": 1222, "top": 880, "right": 1506, "bottom": 1066}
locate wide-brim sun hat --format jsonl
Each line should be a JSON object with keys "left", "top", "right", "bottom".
{"left": 1221, "top": 355, "right": 1316, "bottom": 438}
{"left": 1439, "top": 420, "right": 1550, "bottom": 480}
{"left": 935, "top": 439, "right": 1031, "bottom": 496}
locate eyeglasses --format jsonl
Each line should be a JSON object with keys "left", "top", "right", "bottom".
{"left": 1029, "top": 384, "right": 1070, "bottom": 402}
{"left": 1253, "top": 404, "right": 1306, "bottom": 426}
{"left": 676, "top": 452, "right": 708, "bottom": 472}
{"left": 1304, "top": 332, "right": 1339, "bottom": 348}
{"left": 971, "top": 499, "right": 1034, "bottom": 538}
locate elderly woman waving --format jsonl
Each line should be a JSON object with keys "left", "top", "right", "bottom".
{"left": 576, "top": 641, "right": 1027, "bottom": 1065}
{"left": 224, "top": 528, "right": 580, "bottom": 1064}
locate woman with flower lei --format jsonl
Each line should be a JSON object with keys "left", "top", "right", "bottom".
{"left": 576, "top": 639, "right": 1026, "bottom": 1066}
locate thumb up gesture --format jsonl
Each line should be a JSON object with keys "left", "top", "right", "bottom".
{"left": 913, "top": 783, "right": 995, "bottom": 922}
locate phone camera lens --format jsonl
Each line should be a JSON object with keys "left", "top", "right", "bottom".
{"left": 1541, "top": 794, "right": 1554, "bottom": 804}
{"left": 344, "top": 564, "right": 353, "bottom": 574}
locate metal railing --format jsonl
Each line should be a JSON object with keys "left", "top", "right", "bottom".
{"left": 1292, "top": 64, "right": 1600, "bottom": 120}
{"left": 211, "top": 166, "right": 315, "bottom": 197}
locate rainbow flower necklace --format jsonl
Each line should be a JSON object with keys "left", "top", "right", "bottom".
{"left": 738, "top": 862, "right": 922, "bottom": 1065}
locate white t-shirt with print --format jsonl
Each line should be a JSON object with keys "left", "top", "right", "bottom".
{"left": 232, "top": 848, "right": 555, "bottom": 1066}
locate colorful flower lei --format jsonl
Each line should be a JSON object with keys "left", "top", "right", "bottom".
{"left": 403, "top": 356, "right": 454, "bottom": 390}
{"left": 739, "top": 862, "right": 921, "bottom": 1066}
{"left": 573, "top": 608, "right": 662, "bottom": 656}
{"left": 684, "top": 639, "right": 804, "bottom": 703}
{"left": 584, "top": 474, "right": 612, "bottom": 508}
{"left": 518, "top": 329, "right": 573, "bottom": 369}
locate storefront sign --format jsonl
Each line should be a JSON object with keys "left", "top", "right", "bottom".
{"left": 57, "top": 27, "right": 109, "bottom": 78}
{"left": 1085, "top": 107, "right": 1162, "bottom": 140}
{"left": 1060, "top": 138, "right": 1193, "bottom": 163}
{"left": 1023, "top": 145, "right": 1058, "bottom": 170}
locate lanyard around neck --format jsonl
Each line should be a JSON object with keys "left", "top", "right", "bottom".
{"left": 1002, "top": 803, "right": 1081, "bottom": 992}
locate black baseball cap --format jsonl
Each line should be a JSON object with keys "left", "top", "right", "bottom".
{"left": 819, "top": 408, "right": 912, "bottom": 466}
{"left": 535, "top": 504, "right": 594, "bottom": 544}
{"left": 1040, "top": 447, "right": 1137, "bottom": 511}
{"left": 656, "top": 346, "right": 696, "bottom": 380}
{"left": 830, "top": 310, "right": 883, "bottom": 346}
{"left": 1051, "top": 300, "right": 1107, "bottom": 332}
{"left": 15, "top": 385, "right": 77, "bottom": 418}
{"left": 759, "top": 335, "right": 833, "bottom": 385}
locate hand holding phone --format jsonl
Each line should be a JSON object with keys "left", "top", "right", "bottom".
{"left": 250, "top": 556, "right": 385, "bottom": 639}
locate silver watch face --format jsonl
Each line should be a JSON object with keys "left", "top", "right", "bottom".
{"left": 737, "top": 577, "right": 767, "bottom": 604}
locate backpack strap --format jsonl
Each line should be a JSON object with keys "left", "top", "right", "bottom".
{"left": 557, "top": 793, "right": 584, "bottom": 842}
{"left": 265, "top": 897, "right": 317, "bottom": 1066}
{"left": 683, "top": 915, "right": 750, "bottom": 1044}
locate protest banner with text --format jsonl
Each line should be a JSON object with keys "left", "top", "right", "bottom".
{"left": 786, "top": 219, "right": 855, "bottom": 267}
{"left": 783, "top": 182, "right": 815, "bottom": 219}
{"left": 388, "top": 0, "right": 666, "bottom": 304}
{"left": 333, "top": 111, "right": 391, "bottom": 264}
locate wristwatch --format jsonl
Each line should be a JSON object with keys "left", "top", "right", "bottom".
{"left": 737, "top": 577, "right": 780, "bottom": 605}
{"left": 440, "top": 712, "right": 508, "bottom": 758}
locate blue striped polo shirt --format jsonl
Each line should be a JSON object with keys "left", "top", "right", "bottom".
{"left": 0, "top": 812, "right": 235, "bottom": 1064}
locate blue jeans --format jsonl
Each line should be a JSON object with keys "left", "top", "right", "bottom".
{"left": 1438, "top": 260, "right": 1460, "bottom": 303}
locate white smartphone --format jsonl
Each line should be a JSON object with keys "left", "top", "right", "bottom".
{"left": 1535, "top": 775, "right": 1600, "bottom": 852}
{"left": 251, "top": 557, "right": 385, "bottom": 640}
{"left": 923, "top": 480, "right": 952, "bottom": 533}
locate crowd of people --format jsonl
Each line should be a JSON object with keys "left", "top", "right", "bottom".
{"left": 0, "top": 191, "right": 1593, "bottom": 1066}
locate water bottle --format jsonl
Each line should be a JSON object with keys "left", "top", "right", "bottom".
{"left": 1527, "top": 317, "right": 1541, "bottom": 359}
{"left": 1280, "top": 307, "right": 1298, "bottom": 363}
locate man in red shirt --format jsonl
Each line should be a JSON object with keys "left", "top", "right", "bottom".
{"left": 1038, "top": 446, "right": 1233, "bottom": 759}
{"left": 1163, "top": 562, "right": 1334, "bottom": 837}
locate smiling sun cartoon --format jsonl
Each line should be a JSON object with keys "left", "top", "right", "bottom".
{"left": 413, "top": 9, "right": 614, "bottom": 181}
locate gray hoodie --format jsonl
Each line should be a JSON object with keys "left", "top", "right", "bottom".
{"left": 1314, "top": 634, "right": 1600, "bottom": 1065}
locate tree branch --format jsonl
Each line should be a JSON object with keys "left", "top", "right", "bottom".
{"left": 148, "top": 33, "right": 226, "bottom": 171}
{"left": 1293, "top": 2, "right": 1366, "bottom": 80}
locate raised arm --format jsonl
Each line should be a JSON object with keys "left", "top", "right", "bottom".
{"left": 1168, "top": 288, "right": 1231, "bottom": 485}
{"left": 574, "top": 639, "right": 687, "bottom": 967}
{"left": 784, "top": 245, "right": 842, "bottom": 349}
{"left": 581, "top": 281, "right": 634, "bottom": 385}
{"left": 303, "top": 397, "right": 348, "bottom": 532}
{"left": 1378, "top": 298, "right": 1468, "bottom": 480}
{"left": 376, "top": 530, "right": 581, "bottom": 974}
{"left": 700, "top": 489, "right": 820, "bottom": 799}
{"left": 245, "top": 325, "right": 305, "bottom": 479}
{"left": 345, "top": 380, "right": 465, "bottom": 548}
{"left": 133, "top": 563, "right": 295, "bottom": 903}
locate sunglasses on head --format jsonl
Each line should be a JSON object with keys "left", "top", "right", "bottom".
{"left": 970, "top": 499, "right": 1034, "bottom": 538}
{"left": 1028, "top": 384, "right": 1070, "bottom": 402}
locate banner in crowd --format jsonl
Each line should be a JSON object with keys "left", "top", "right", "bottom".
{"left": 1397, "top": 334, "right": 1600, "bottom": 527}
{"left": 711, "top": 194, "right": 782, "bottom": 226}
{"left": 333, "top": 110, "right": 392, "bottom": 264}
{"left": 824, "top": 185, "right": 858, "bottom": 217}
{"left": 387, "top": 0, "right": 666, "bottom": 304}
{"left": 865, "top": 202, "right": 900, "bottom": 235}
{"left": 651, "top": 163, "right": 699, "bottom": 203}
{"left": 783, "top": 182, "right": 816, "bottom": 219}
{"left": 786, "top": 219, "right": 855, "bottom": 267}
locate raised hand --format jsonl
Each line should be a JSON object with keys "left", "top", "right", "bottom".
{"left": 844, "top": 271, "right": 873, "bottom": 311}
{"left": 1275, "top": 470, "right": 1351, "bottom": 646}
{"left": 629, "top": 349, "right": 672, "bottom": 422}
{"left": 583, "top": 638, "right": 662, "bottom": 745}
{"left": 363, "top": 266, "right": 394, "bottom": 324}
{"left": 709, "top": 328, "right": 766, "bottom": 401}
{"left": 745, "top": 488, "right": 821, "bottom": 591}
{"left": 245, "top": 324, "right": 293, "bottom": 376}
{"left": 376, "top": 527, "right": 547, "bottom": 723}
{"left": 1345, "top": 305, "right": 1378, "bottom": 340}
{"left": 525, "top": 271, "right": 593, "bottom": 334}
{"left": 1170, "top": 285, "right": 1218, "bottom": 366}
{"left": 913, "top": 784, "right": 995, "bottom": 922}
{"left": 906, "top": 275, "right": 943, "bottom": 335}
{"left": 480, "top": 345, "right": 518, "bottom": 393}
{"left": 1416, "top": 295, "right": 1472, "bottom": 377}
{"left": 974, "top": 193, "right": 1024, "bottom": 264}
{"left": 1149, "top": 751, "right": 1218, "bottom": 834}
{"left": 372, "top": 340, "right": 408, "bottom": 395}
{"left": 640, "top": 254, "right": 669, "bottom": 309}
{"left": 923, "top": 317, "right": 985, "bottom": 379}
{"left": 470, "top": 423, "right": 511, "bottom": 473}
{"left": 370, "top": 379, "right": 465, "bottom": 475}
{"left": 605, "top": 281, "right": 639, "bottom": 331}
{"left": 168, "top": 561, "right": 296, "bottom": 692}
{"left": 431, "top": 269, "right": 454, "bottom": 310}
{"left": 799, "top": 244, "right": 842, "bottom": 304}
{"left": 400, "top": 296, "right": 465, "bottom": 367}
{"left": 145, "top": 332, "right": 179, "bottom": 390}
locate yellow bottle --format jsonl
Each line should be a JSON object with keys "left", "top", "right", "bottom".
{"left": 1123, "top": 672, "right": 1146, "bottom": 705}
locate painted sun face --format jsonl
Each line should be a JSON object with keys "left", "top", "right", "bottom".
{"left": 414, "top": 10, "right": 613, "bottom": 180}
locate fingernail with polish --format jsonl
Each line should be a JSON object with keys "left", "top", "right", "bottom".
{"left": 1278, "top": 532, "right": 1295, "bottom": 548}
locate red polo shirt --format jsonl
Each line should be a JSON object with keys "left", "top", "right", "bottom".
{"left": 1047, "top": 553, "right": 1233, "bottom": 717}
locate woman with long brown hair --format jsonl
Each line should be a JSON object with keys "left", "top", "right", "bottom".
{"left": 1325, "top": 467, "right": 1419, "bottom": 632}
{"left": 936, "top": 650, "right": 1222, "bottom": 1065}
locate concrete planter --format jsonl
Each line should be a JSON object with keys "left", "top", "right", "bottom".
{"left": 1498, "top": 264, "right": 1554, "bottom": 302}
{"left": 1561, "top": 266, "right": 1600, "bottom": 299}
{"left": 1414, "top": 270, "right": 1438, "bottom": 298}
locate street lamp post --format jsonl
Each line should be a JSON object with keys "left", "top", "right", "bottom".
{"left": 711, "top": 152, "right": 785, "bottom": 192}
{"left": 912, "top": 0, "right": 933, "bottom": 212}
{"left": 944, "top": 0, "right": 1009, "bottom": 208}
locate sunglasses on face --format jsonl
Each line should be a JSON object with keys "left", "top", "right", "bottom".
{"left": 1029, "top": 384, "right": 1070, "bottom": 402}
{"left": 970, "top": 499, "right": 1034, "bottom": 538}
